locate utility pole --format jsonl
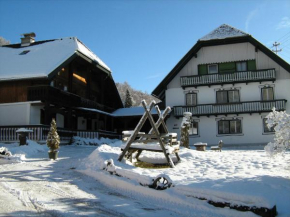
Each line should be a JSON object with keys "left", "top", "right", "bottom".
{"left": 272, "top": 42, "right": 282, "bottom": 54}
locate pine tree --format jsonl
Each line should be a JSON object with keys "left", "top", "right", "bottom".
{"left": 124, "top": 89, "right": 133, "bottom": 108}
{"left": 46, "top": 119, "right": 60, "bottom": 152}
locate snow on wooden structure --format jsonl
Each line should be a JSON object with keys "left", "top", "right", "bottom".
{"left": 118, "top": 100, "right": 180, "bottom": 168}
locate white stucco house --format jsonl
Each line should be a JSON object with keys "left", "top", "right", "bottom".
{"left": 152, "top": 24, "right": 290, "bottom": 147}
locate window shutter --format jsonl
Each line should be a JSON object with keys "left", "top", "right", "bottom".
{"left": 247, "top": 60, "right": 256, "bottom": 71}
{"left": 198, "top": 65, "right": 207, "bottom": 75}
{"left": 219, "top": 62, "right": 236, "bottom": 73}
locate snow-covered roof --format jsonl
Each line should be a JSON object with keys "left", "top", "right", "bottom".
{"left": 112, "top": 107, "right": 159, "bottom": 117}
{"left": 0, "top": 37, "right": 110, "bottom": 81}
{"left": 76, "top": 106, "right": 159, "bottom": 117}
{"left": 199, "top": 24, "right": 249, "bottom": 41}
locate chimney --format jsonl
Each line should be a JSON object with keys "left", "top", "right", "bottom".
{"left": 21, "top": 32, "right": 36, "bottom": 47}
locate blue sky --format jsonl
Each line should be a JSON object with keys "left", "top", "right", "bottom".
{"left": 0, "top": 0, "right": 290, "bottom": 93}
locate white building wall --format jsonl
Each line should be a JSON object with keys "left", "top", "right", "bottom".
{"left": 167, "top": 113, "right": 274, "bottom": 147}
{"left": 0, "top": 102, "right": 31, "bottom": 125}
{"left": 30, "top": 105, "right": 43, "bottom": 125}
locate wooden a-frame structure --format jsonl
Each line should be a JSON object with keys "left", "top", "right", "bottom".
{"left": 118, "top": 100, "right": 180, "bottom": 168}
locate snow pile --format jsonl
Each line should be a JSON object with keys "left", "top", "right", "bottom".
{"left": 78, "top": 142, "right": 290, "bottom": 215}
{"left": 0, "top": 140, "right": 47, "bottom": 164}
{"left": 71, "top": 136, "right": 121, "bottom": 146}
{"left": 0, "top": 147, "right": 25, "bottom": 164}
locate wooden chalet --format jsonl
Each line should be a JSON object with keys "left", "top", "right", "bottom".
{"left": 0, "top": 33, "right": 126, "bottom": 142}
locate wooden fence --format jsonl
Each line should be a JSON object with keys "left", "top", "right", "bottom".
{"left": 0, "top": 125, "right": 121, "bottom": 143}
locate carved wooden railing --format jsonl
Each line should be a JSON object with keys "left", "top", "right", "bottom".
{"left": 180, "top": 69, "right": 276, "bottom": 87}
{"left": 173, "top": 99, "right": 287, "bottom": 117}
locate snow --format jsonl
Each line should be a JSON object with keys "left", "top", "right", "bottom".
{"left": 199, "top": 24, "right": 249, "bottom": 41}
{"left": 0, "top": 138, "right": 289, "bottom": 216}
{"left": 112, "top": 106, "right": 159, "bottom": 117}
{"left": 77, "top": 106, "right": 160, "bottom": 117}
{"left": 15, "top": 128, "right": 33, "bottom": 133}
{"left": 0, "top": 37, "right": 110, "bottom": 81}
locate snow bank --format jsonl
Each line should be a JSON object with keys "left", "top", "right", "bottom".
{"left": 77, "top": 142, "right": 290, "bottom": 215}
{"left": 0, "top": 140, "right": 47, "bottom": 164}
{"left": 71, "top": 136, "right": 121, "bottom": 146}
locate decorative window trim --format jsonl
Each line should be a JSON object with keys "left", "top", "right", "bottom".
{"left": 184, "top": 89, "right": 199, "bottom": 94}
{"left": 214, "top": 86, "right": 241, "bottom": 92}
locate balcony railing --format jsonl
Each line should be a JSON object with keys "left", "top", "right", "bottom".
{"left": 28, "top": 86, "right": 114, "bottom": 112}
{"left": 173, "top": 99, "right": 287, "bottom": 117}
{"left": 180, "top": 69, "right": 276, "bottom": 88}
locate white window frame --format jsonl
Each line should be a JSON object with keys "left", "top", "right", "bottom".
{"left": 208, "top": 64, "right": 218, "bottom": 74}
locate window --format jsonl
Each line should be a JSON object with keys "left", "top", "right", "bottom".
{"left": 236, "top": 62, "right": 247, "bottom": 71}
{"left": 218, "top": 119, "right": 242, "bottom": 134}
{"left": 186, "top": 93, "right": 197, "bottom": 106}
{"left": 19, "top": 50, "right": 30, "bottom": 55}
{"left": 261, "top": 87, "right": 274, "bottom": 101}
{"left": 263, "top": 118, "right": 275, "bottom": 133}
{"left": 216, "top": 90, "right": 240, "bottom": 103}
{"left": 189, "top": 120, "right": 198, "bottom": 136}
{"left": 208, "top": 64, "right": 218, "bottom": 74}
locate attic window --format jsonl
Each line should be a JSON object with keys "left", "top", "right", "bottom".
{"left": 19, "top": 50, "right": 30, "bottom": 55}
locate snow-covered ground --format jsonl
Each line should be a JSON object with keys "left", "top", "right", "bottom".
{"left": 0, "top": 139, "right": 289, "bottom": 216}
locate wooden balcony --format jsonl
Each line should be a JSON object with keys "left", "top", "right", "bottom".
{"left": 173, "top": 99, "right": 287, "bottom": 117}
{"left": 28, "top": 85, "right": 114, "bottom": 112}
{"left": 180, "top": 69, "right": 276, "bottom": 88}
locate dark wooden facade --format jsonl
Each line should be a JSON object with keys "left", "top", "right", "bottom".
{"left": 0, "top": 53, "right": 124, "bottom": 133}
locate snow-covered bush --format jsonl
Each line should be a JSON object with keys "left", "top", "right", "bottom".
{"left": 264, "top": 108, "right": 290, "bottom": 157}
{"left": 180, "top": 112, "right": 192, "bottom": 148}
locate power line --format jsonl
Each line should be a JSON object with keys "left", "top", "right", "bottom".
{"left": 276, "top": 31, "right": 290, "bottom": 42}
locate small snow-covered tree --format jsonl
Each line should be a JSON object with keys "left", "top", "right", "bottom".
{"left": 264, "top": 108, "right": 290, "bottom": 157}
{"left": 46, "top": 119, "right": 60, "bottom": 152}
{"left": 124, "top": 89, "right": 133, "bottom": 108}
{"left": 180, "top": 112, "right": 192, "bottom": 148}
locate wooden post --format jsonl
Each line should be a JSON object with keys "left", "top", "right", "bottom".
{"left": 142, "top": 101, "right": 174, "bottom": 167}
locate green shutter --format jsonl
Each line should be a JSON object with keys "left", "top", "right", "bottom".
{"left": 219, "top": 62, "right": 236, "bottom": 73}
{"left": 247, "top": 60, "right": 256, "bottom": 71}
{"left": 198, "top": 65, "right": 207, "bottom": 75}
